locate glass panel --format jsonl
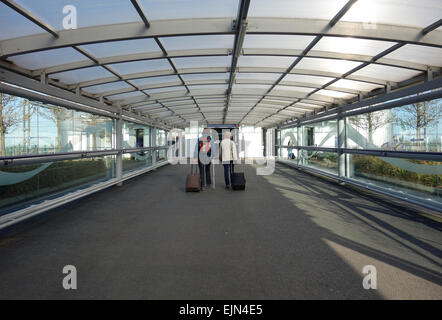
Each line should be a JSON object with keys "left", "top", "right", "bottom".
{"left": 236, "top": 73, "right": 282, "bottom": 81}
{"left": 181, "top": 73, "right": 230, "bottom": 81}
{"left": 156, "top": 149, "right": 167, "bottom": 161}
{"left": 282, "top": 74, "right": 333, "bottom": 86}
{"left": 83, "top": 81, "right": 132, "bottom": 95}
{"left": 106, "top": 91, "right": 144, "bottom": 101}
{"left": 140, "top": 0, "right": 239, "bottom": 20}
{"left": 0, "top": 156, "right": 115, "bottom": 214}
{"left": 129, "top": 75, "right": 181, "bottom": 87}
{"left": 123, "top": 151, "right": 152, "bottom": 173}
{"left": 248, "top": 0, "right": 348, "bottom": 20}
{"left": 187, "top": 84, "right": 228, "bottom": 91}
{"left": 172, "top": 56, "right": 232, "bottom": 69}
{"left": 156, "top": 129, "right": 167, "bottom": 147}
{"left": 341, "top": 0, "right": 442, "bottom": 29}
{"left": 80, "top": 38, "right": 161, "bottom": 58}
{"left": 272, "top": 85, "right": 315, "bottom": 94}
{"left": 15, "top": 0, "right": 140, "bottom": 31}
{"left": 49, "top": 66, "right": 113, "bottom": 84}
{"left": 280, "top": 127, "right": 298, "bottom": 160}
{"left": 332, "top": 79, "right": 383, "bottom": 92}
{"left": 238, "top": 56, "right": 295, "bottom": 68}
{"left": 109, "top": 59, "right": 172, "bottom": 75}
{"left": 312, "top": 36, "right": 395, "bottom": 56}
{"left": 7, "top": 48, "right": 86, "bottom": 70}
{"left": 299, "top": 150, "right": 338, "bottom": 175}
{"left": 232, "top": 84, "right": 272, "bottom": 94}
{"left": 243, "top": 34, "right": 314, "bottom": 50}
{"left": 0, "top": 94, "right": 114, "bottom": 157}
{"left": 160, "top": 35, "right": 234, "bottom": 51}
{"left": 352, "top": 64, "right": 422, "bottom": 82}
{"left": 348, "top": 154, "right": 441, "bottom": 203}
{"left": 122, "top": 121, "right": 151, "bottom": 148}
{"left": 316, "top": 89, "right": 356, "bottom": 99}
{"left": 294, "top": 57, "right": 362, "bottom": 74}
{"left": 346, "top": 97, "right": 442, "bottom": 152}
{"left": 383, "top": 44, "right": 442, "bottom": 67}
{"left": 302, "top": 120, "right": 337, "bottom": 147}
{"left": 146, "top": 86, "right": 186, "bottom": 94}
{"left": 0, "top": 2, "right": 47, "bottom": 40}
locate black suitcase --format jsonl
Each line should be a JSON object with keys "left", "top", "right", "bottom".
{"left": 231, "top": 172, "right": 246, "bottom": 190}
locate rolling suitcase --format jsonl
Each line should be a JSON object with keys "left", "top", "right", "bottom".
{"left": 231, "top": 161, "right": 246, "bottom": 190}
{"left": 186, "top": 164, "right": 200, "bottom": 192}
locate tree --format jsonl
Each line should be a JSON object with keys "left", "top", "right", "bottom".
{"left": 38, "top": 103, "right": 72, "bottom": 151}
{"left": 397, "top": 99, "right": 441, "bottom": 142}
{"left": 82, "top": 114, "right": 106, "bottom": 150}
{"left": 0, "top": 93, "right": 22, "bottom": 156}
{"left": 350, "top": 109, "right": 392, "bottom": 144}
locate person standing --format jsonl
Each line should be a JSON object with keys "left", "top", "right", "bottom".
{"left": 221, "top": 131, "right": 238, "bottom": 189}
{"left": 196, "top": 128, "right": 213, "bottom": 190}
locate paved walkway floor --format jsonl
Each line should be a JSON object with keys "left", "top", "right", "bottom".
{"left": 0, "top": 163, "right": 440, "bottom": 299}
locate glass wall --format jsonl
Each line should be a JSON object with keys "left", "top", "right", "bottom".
{"left": 123, "top": 151, "right": 152, "bottom": 173}
{"left": 1, "top": 91, "right": 162, "bottom": 215}
{"left": 0, "top": 156, "right": 115, "bottom": 214}
{"left": 302, "top": 119, "right": 337, "bottom": 148}
{"left": 0, "top": 94, "right": 114, "bottom": 157}
{"left": 156, "top": 128, "right": 167, "bottom": 147}
{"left": 280, "top": 127, "right": 297, "bottom": 160}
{"left": 347, "top": 98, "right": 441, "bottom": 152}
{"left": 277, "top": 96, "right": 442, "bottom": 206}
{"left": 122, "top": 121, "right": 151, "bottom": 149}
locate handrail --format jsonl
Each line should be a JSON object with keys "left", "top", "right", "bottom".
{"left": 0, "top": 146, "right": 170, "bottom": 167}
{"left": 276, "top": 145, "right": 442, "bottom": 161}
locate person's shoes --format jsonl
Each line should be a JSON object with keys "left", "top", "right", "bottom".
{"left": 225, "top": 185, "right": 230, "bottom": 189}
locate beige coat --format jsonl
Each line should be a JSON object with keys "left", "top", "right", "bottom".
{"left": 221, "top": 138, "right": 238, "bottom": 162}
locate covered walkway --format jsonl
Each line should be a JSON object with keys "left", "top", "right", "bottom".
{"left": 0, "top": 163, "right": 440, "bottom": 299}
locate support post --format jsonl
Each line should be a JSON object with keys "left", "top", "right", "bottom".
{"left": 152, "top": 126, "right": 157, "bottom": 167}
{"left": 116, "top": 107, "right": 123, "bottom": 186}
{"left": 337, "top": 110, "right": 346, "bottom": 179}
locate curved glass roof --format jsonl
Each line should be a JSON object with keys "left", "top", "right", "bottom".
{"left": 0, "top": 0, "right": 441, "bottom": 128}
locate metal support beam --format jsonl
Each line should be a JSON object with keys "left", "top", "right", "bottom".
{"left": 130, "top": 0, "right": 150, "bottom": 28}
{"left": 224, "top": 0, "right": 250, "bottom": 123}
{"left": 337, "top": 111, "right": 346, "bottom": 178}
{"left": 116, "top": 107, "right": 123, "bottom": 186}
{"left": 0, "top": 0, "right": 59, "bottom": 38}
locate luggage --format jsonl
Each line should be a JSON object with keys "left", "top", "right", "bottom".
{"left": 186, "top": 164, "right": 200, "bottom": 192}
{"left": 231, "top": 164, "right": 246, "bottom": 190}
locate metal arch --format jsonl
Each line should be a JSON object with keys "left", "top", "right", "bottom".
{"left": 65, "top": 66, "right": 392, "bottom": 91}
{"left": 1, "top": 18, "right": 441, "bottom": 59}
{"left": 89, "top": 79, "right": 362, "bottom": 99}
{"left": 29, "top": 47, "right": 430, "bottom": 78}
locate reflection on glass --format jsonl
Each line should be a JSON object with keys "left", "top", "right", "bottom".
{"left": 0, "top": 93, "right": 114, "bottom": 157}
{"left": 347, "top": 97, "right": 441, "bottom": 152}
{"left": 0, "top": 156, "right": 115, "bottom": 214}
{"left": 123, "top": 121, "right": 151, "bottom": 149}
{"left": 299, "top": 150, "right": 338, "bottom": 174}
{"left": 348, "top": 154, "right": 441, "bottom": 203}
{"left": 122, "top": 151, "right": 152, "bottom": 173}
{"left": 301, "top": 120, "right": 337, "bottom": 148}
